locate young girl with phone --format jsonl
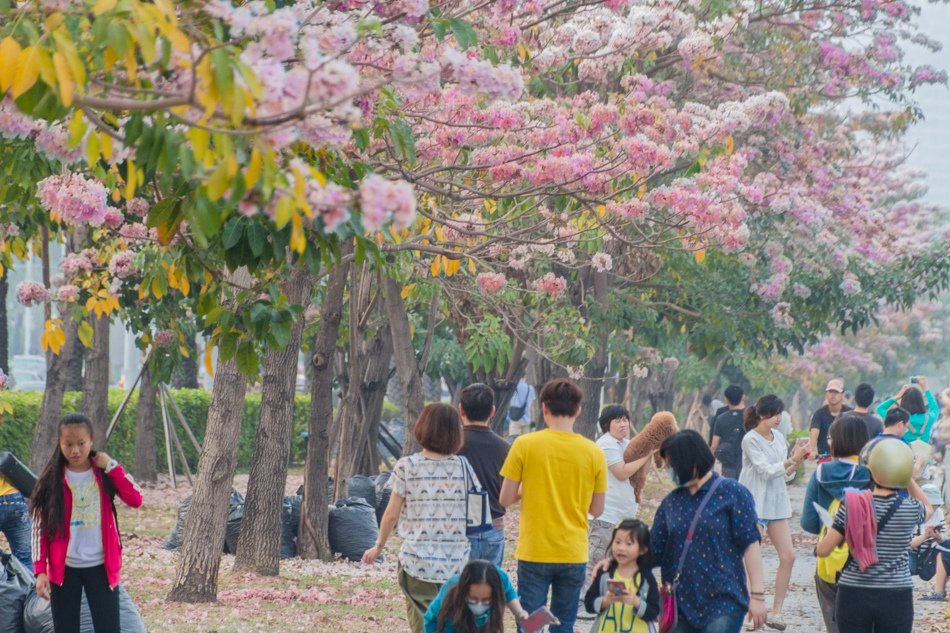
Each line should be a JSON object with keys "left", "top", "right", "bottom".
{"left": 424, "top": 559, "right": 528, "bottom": 633}
{"left": 30, "top": 413, "right": 143, "bottom": 633}
{"left": 584, "top": 518, "right": 660, "bottom": 632}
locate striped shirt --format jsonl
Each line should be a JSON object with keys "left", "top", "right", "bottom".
{"left": 832, "top": 495, "right": 925, "bottom": 588}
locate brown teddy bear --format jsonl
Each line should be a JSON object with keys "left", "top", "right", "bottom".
{"left": 622, "top": 411, "right": 679, "bottom": 502}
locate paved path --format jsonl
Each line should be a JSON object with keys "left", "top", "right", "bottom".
{"left": 757, "top": 465, "right": 947, "bottom": 632}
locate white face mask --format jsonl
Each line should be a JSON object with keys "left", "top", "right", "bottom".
{"left": 466, "top": 601, "right": 490, "bottom": 617}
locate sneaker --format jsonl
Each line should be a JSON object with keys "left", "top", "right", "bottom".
{"left": 920, "top": 591, "right": 947, "bottom": 602}
{"left": 766, "top": 615, "right": 787, "bottom": 631}
{"left": 744, "top": 621, "right": 757, "bottom": 631}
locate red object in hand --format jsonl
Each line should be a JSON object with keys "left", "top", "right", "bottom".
{"left": 522, "top": 607, "right": 558, "bottom": 633}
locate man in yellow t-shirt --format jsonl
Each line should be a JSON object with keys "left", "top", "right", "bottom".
{"left": 0, "top": 472, "right": 34, "bottom": 572}
{"left": 500, "top": 378, "right": 608, "bottom": 633}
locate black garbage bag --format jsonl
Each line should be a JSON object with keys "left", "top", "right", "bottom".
{"left": 280, "top": 495, "right": 302, "bottom": 559}
{"left": 165, "top": 489, "right": 245, "bottom": 553}
{"left": 0, "top": 551, "right": 31, "bottom": 633}
{"left": 345, "top": 475, "right": 376, "bottom": 508}
{"left": 222, "top": 491, "right": 245, "bottom": 555}
{"left": 374, "top": 472, "right": 392, "bottom": 525}
{"left": 0, "top": 452, "right": 37, "bottom": 497}
{"left": 23, "top": 585, "right": 146, "bottom": 633}
{"left": 328, "top": 497, "right": 378, "bottom": 562}
{"left": 164, "top": 495, "right": 192, "bottom": 550}
{"left": 296, "top": 477, "right": 334, "bottom": 500}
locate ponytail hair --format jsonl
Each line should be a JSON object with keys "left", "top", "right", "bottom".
{"left": 744, "top": 394, "right": 784, "bottom": 432}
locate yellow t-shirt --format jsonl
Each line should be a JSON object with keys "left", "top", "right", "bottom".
{"left": 0, "top": 473, "right": 17, "bottom": 497}
{"left": 597, "top": 571, "right": 650, "bottom": 633}
{"left": 500, "top": 429, "right": 608, "bottom": 563}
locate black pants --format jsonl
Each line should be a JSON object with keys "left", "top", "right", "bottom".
{"left": 835, "top": 585, "right": 913, "bottom": 633}
{"left": 50, "top": 565, "right": 119, "bottom": 633}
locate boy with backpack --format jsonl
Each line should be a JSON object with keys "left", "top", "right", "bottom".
{"left": 709, "top": 385, "right": 745, "bottom": 479}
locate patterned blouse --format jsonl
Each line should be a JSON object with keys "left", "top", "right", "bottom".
{"left": 650, "top": 474, "right": 760, "bottom": 629}
{"left": 390, "top": 453, "right": 474, "bottom": 583}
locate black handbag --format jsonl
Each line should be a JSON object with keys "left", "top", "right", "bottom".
{"left": 0, "top": 451, "right": 37, "bottom": 497}
{"left": 909, "top": 543, "right": 939, "bottom": 581}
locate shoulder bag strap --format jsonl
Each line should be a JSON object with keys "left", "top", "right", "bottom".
{"left": 672, "top": 476, "right": 724, "bottom": 584}
{"left": 875, "top": 496, "right": 903, "bottom": 534}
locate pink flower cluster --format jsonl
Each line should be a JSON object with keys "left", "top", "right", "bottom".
{"left": 36, "top": 174, "right": 110, "bottom": 226}
{"left": 476, "top": 272, "right": 506, "bottom": 294}
{"left": 154, "top": 330, "right": 176, "bottom": 347}
{"left": 770, "top": 302, "right": 794, "bottom": 329}
{"left": 0, "top": 98, "right": 40, "bottom": 140}
{"left": 531, "top": 272, "right": 567, "bottom": 299}
{"left": 127, "top": 198, "right": 150, "bottom": 217}
{"left": 358, "top": 175, "right": 416, "bottom": 233}
{"left": 16, "top": 281, "right": 50, "bottom": 307}
{"left": 61, "top": 253, "right": 94, "bottom": 278}
{"left": 108, "top": 250, "right": 137, "bottom": 279}
{"left": 591, "top": 252, "right": 613, "bottom": 272}
{"left": 34, "top": 124, "right": 83, "bottom": 165}
{"left": 441, "top": 49, "right": 524, "bottom": 101}
{"left": 306, "top": 181, "right": 352, "bottom": 232}
{"left": 57, "top": 284, "right": 80, "bottom": 303}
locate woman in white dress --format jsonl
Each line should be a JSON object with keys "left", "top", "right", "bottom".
{"left": 739, "top": 395, "right": 808, "bottom": 631}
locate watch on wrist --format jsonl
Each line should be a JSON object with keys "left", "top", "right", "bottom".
{"left": 105, "top": 459, "right": 119, "bottom": 473}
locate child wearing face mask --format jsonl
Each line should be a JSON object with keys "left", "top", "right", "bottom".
{"left": 424, "top": 560, "right": 528, "bottom": 633}
{"left": 584, "top": 519, "right": 659, "bottom": 633}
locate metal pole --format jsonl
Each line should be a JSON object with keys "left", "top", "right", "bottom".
{"left": 162, "top": 386, "right": 193, "bottom": 486}
{"left": 159, "top": 386, "right": 177, "bottom": 488}
{"left": 162, "top": 385, "right": 203, "bottom": 453}
{"left": 104, "top": 362, "right": 147, "bottom": 444}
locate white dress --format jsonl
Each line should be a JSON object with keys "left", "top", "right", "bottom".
{"left": 738, "top": 429, "right": 792, "bottom": 521}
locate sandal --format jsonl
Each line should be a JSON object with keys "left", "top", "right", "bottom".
{"left": 766, "top": 615, "right": 787, "bottom": 631}
{"left": 919, "top": 591, "right": 947, "bottom": 602}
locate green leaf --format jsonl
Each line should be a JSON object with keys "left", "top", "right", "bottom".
{"left": 221, "top": 217, "right": 244, "bottom": 249}
{"left": 270, "top": 317, "right": 292, "bottom": 349}
{"left": 431, "top": 19, "right": 446, "bottom": 41}
{"left": 146, "top": 198, "right": 176, "bottom": 228}
{"left": 78, "top": 320, "right": 94, "bottom": 348}
{"left": 353, "top": 127, "right": 370, "bottom": 151}
{"left": 448, "top": 19, "right": 477, "bottom": 50}
{"left": 388, "top": 120, "right": 416, "bottom": 164}
{"left": 247, "top": 222, "right": 267, "bottom": 257}
{"left": 235, "top": 341, "right": 259, "bottom": 376}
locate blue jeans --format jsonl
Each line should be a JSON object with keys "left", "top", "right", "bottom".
{"left": 671, "top": 609, "right": 746, "bottom": 633}
{"left": 468, "top": 526, "right": 505, "bottom": 566}
{"left": 0, "top": 492, "right": 33, "bottom": 572}
{"left": 517, "top": 560, "right": 586, "bottom": 633}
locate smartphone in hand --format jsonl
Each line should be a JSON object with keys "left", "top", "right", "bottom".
{"left": 606, "top": 579, "right": 627, "bottom": 596}
{"left": 522, "top": 607, "right": 559, "bottom": 633}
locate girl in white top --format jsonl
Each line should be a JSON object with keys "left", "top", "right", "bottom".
{"left": 739, "top": 395, "right": 808, "bottom": 631}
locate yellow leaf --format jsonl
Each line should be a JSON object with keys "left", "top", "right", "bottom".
{"left": 245, "top": 147, "right": 262, "bottom": 189}
{"left": 467, "top": 258, "right": 476, "bottom": 273}
{"left": 204, "top": 342, "right": 215, "bottom": 378}
{"left": 694, "top": 249, "right": 706, "bottom": 263}
{"left": 205, "top": 160, "right": 231, "bottom": 201}
{"left": 0, "top": 37, "right": 22, "bottom": 92}
{"left": 400, "top": 283, "right": 415, "bottom": 299}
{"left": 151, "top": 277, "right": 165, "bottom": 300}
{"left": 274, "top": 196, "right": 294, "bottom": 229}
{"left": 103, "top": 46, "right": 117, "bottom": 71}
{"left": 85, "top": 125, "right": 100, "bottom": 166}
{"left": 92, "top": 0, "right": 118, "bottom": 15}
{"left": 12, "top": 46, "right": 41, "bottom": 98}
{"left": 67, "top": 111, "right": 86, "bottom": 148}
{"left": 99, "top": 131, "right": 113, "bottom": 161}
{"left": 78, "top": 320, "right": 94, "bottom": 347}
{"left": 430, "top": 255, "right": 442, "bottom": 277}
{"left": 443, "top": 257, "right": 461, "bottom": 277}
{"left": 178, "top": 345, "right": 190, "bottom": 358}
{"left": 290, "top": 213, "right": 306, "bottom": 254}
{"left": 124, "top": 48, "right": 137, "bottom": 83}
{"left": 189, "top": 127, "right": 209, "bottom": 163}
{"left": 111, "top": 188, "right": 121, "bottom": 203}
{"left": 124, "top": 160, "right": 136, "bottom": 199}
{"left": 725, "top": 135, "right": 734, "bottom": 155}
{"left": 45, "top": 12, "right": 65, "bottom": 32}
{"left": 178, "top": 269, "right": 190, "bottom": 296}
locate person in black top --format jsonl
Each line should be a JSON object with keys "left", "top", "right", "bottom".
{"left": 808, "top": 379, "right": 852, "bottom": 458}
{"left": 852, "top": 383, "right": 883, "bottom": 439}
{"left": 710, "top": 385, "right": 746, "bottom": 479}
{"left": 458, "top": 383, "right": 510, "bottom": 566}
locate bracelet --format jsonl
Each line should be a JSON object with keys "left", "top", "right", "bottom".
{"left": 750, "top": 596, "right": 765, "bottom": 602}
{"left": 749, "top": 591, "right": 765, "bottom": 596}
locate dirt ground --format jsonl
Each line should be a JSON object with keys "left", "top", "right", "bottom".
{"left": 4, "top": 466, "right": 949, "bottom": 631}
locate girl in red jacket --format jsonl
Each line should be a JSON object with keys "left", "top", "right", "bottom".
{"left": 30, "top": 413, "right": 143, "bottom": 633}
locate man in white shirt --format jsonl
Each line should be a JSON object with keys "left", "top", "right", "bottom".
{"left": 507, "top": 378, "right": 536, "bottom": 437}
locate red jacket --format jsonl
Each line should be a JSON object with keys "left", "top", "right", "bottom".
{"left": 33, "top": 464, "right": 143, "bottom": 588}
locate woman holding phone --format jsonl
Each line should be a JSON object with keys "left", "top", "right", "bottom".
{"left": 738, "top": 395, "right": 808, "bottom": 630}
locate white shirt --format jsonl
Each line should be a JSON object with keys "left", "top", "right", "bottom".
{"left": 738, "top": 429, "right": 792, "bottom": 521}
{"left": 511, "top": 380, "right": 536, "bottom": 424}
{"left": 592, "top": 433, "right": 638, "bottom": 524}
{"left": 65, "top": 468, "right": 104, "bottom": 568}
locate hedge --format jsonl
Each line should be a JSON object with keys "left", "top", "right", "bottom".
{"left": 0, "top": 389, "right": 312, "bottom": 473}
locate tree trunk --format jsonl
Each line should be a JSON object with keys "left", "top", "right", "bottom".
{"left": 134, "top": 365, "right": 159, "bottom": 483}
{"left": 234, "top": 267, "right": 313, "bottom": 576}
{"left": 31, "top": 314, "right": 78, "bottom": 471}
{"left": 577, "top": 361, "right": 607, "bottom": 440}
{"left": 0, "top": 274, "right": 8, "bottom": 375}
{"left": 65, "top": 336, "right": 85, "bottom": 392}
{"left": 649, "top": 364, "right": 678, "bottom": 414}
{"left": 171, "top": 333, "right": 200, "bottom": 389}
{"left": 166, "top": 276, "right": 257, "bottom": 604}
{"left": 82, "top": 315, "right": 111, "bottom": 448}
{"left": 382, "top": 275, "right": 425, "bottom": 456}
{"left": 298, "top": 258, "right": 350, "bottom": 561}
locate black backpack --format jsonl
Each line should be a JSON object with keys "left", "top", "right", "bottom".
{"left": 713, "top": 411, "right": 744, "bottom": 467}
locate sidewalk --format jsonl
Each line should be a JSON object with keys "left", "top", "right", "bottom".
{"left": 757, "top": 465, "right": 947, "bottom": 631}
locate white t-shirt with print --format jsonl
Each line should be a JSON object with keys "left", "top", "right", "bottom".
{"left": 390, "top": 454, "right": 472, "bottom": 583}
{"left": 65, "top": 468, "right": 104, "bottom": 568}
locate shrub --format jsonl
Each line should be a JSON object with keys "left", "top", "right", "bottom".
{"left": 0, "top": 389, "right": 312, "bottom": 473}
